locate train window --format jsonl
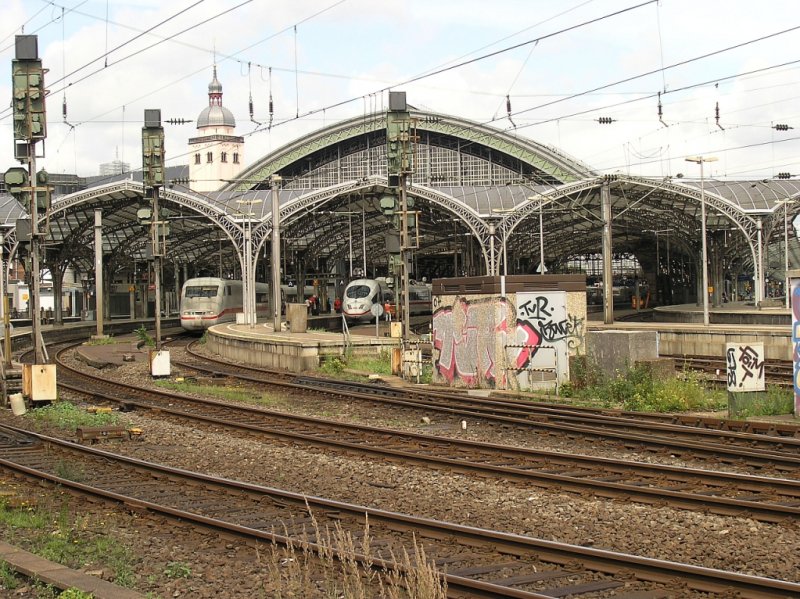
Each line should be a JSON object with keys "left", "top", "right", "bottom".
{"left": 345, "top": 284, "right": 371, "bottom": 299}
{"left": 185, "top": 285, "right": 219, "bottom": 298}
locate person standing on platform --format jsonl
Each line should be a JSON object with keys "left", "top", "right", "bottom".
{"left": 333, "top": 297, "right": 342, "bottom": 313}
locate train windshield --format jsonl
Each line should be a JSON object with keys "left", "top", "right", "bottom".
{"left": 184, "top": 285, "right": 219, "bottom": 299}
{"left": 345, "top": 284, "right": 371, "bottom": 299}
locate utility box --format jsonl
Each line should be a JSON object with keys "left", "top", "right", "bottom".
{"left": 287, "top": 303, "right": 307, "bottom": 333}
{"left": 390, "top": 321, "right": 403, "bottom": 338}
{"left": 403, "top": 350, "right": 422, "bottom": 378}
{"left": 23, "top": 364, "right": 57, "bottom": 402}
{"left": 149, "top": 349, "right": 171, "bottom": 377}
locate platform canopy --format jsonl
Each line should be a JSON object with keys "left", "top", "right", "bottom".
{"left": 0, "top": 108, "right": 798, "bottom": 294}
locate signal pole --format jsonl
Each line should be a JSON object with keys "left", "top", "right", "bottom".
{"left": 10, "top": 35, "right": 49, "bottom": 364}
{"left": 142, "top": 110, "right": 166, "bottom": 350}
{"left": 385, "top": 91, "right": 417, "bottom": 339}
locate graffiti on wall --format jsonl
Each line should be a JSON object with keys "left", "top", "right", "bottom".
{"left": 432, "top": 296, "right": 514, "bottom": 387}
{"left": 431, "top": 292, "right": 585, "bottom": 389}
{"left": 517, "top": 294, "right": 585, "bottom": 350}
{"left": 515, "top": 291, "right": 584, "bottom": 387}
{"left": 725, "top": 342, "right": 765, "bottom": 392}
{"left": 792, "top": 279, "right": 800, "bottom": 415}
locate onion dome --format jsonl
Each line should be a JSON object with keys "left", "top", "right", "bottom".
{"left": 197, "top": 65, "right": 236, "bottom": 128}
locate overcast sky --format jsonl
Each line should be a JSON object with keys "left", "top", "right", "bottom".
{"left": 1, "top": 0, "right": 798, "bottom": 182}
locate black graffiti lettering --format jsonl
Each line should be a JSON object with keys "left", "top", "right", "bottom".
{"left": 539, "top": 315, "right": 583, "bottom": 342}
{"left": 737, "top": 344, "right": 764, "bottom": 385}
{"left": 726, "top": 347, "right": 737, "bottom": 388}
{"left": 518, "top": 296, "right": 552, "bottom": 319}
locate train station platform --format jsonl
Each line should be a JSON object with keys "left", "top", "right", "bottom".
{"left": 589, "top": 302, "right": 791, "bottom": 360}
{"left": 205, "top": 321, "right": 401, "bottom": 372}
{"left": 652, "top": 300, "right": 790, "bottom": 326}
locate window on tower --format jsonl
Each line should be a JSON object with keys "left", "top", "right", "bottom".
{"left": 221, "top": 152, "right": 228, "bottom": 163}
{"left": 194, "top": 153, "right": 200, "bottom": 165}
{"left": 233, "top": 153, "right": 239, "bottom": 164}
{"left": 207, "top": 152, "right": 213, "bottom": 163}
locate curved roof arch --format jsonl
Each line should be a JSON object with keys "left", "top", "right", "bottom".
{"left": 229, "top": 109, "right": 597, "bottom": 193}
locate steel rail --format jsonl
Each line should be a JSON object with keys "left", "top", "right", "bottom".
{"left": 177, "top": 339, "right": 800, "bottom": 450}
{"left": 1, "top": 425, "right": 798, "bottom": 599}
{"left": 165, "top": 349, "right": 800, "bottom": 470}
{"left": 54, "top": 353, "right": 800, "bottom": 522}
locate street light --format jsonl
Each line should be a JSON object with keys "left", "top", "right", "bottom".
{"left": 685, "top": 156, "right": 718, "bottom": 326}
{"left": 525, "top": 194, "right": 547, "bottom": 275}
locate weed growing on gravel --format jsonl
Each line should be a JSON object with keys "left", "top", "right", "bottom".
{"left": 730, "top": 386, "right": 794, "bottom": 418}
{"left": 263, "top": 510, "right": 446, "bottom": 598}
{"left": 135, "top": 325, "right": 155, "bottom": 348}
{"left": 561, "top": 362, "right": 726, "bottom": 413}
{"left": 25, "top": 402, "right": 119, "bottom": 432}
{"left": 0, "top": 497, "right": 136, "bottom": 589}
{"left": 163, "top": 561, "right": 192, "bottom": 579}
{"left": 154, "top": 380, "right": 282, "bottom": 407}
{"left": 0, "top": 561, "right": 20, "bottom": 591}
{"left": 55, "top": 588, "right": 95, "bottom": 598}
{"left": 320, "top": 351, "right": 394, "bottom": 378}
{"left": 84, "top": 336, "right": 115, "bottom": 346}
{"left": 319, "top": 356, "right": 345, "bottom": 374}
{"left": 53, "top": 461, "right": 86, "bottom": 483}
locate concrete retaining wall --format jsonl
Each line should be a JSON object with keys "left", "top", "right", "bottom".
{"left": 657, "top": 329, "right": 791, "bottom": 361}
{"left": 206, "top": 327, "right": 398, "bottom": 372}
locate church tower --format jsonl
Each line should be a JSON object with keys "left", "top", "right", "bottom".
{"left": 188, "top": 66, "right": 244, "bottom": 192}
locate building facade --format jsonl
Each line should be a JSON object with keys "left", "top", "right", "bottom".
{"left": 188, "top": 67, "right": 244, "bottom": 192}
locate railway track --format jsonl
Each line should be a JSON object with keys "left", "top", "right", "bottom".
{"left": 54, "top": 344, "right": 800, "bottom": 522}
{"left": 168, "top": 340, "right": 800, "bottom": 466}
{"left": 2, "top": 424, "right": 797, "bottom": 599}
{"left": 667, "top": 354, "right": 794, "bottom": 388}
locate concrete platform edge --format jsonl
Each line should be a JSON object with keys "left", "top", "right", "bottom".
{"left": 0, "top": 540, "right": 146, "bottom": 598}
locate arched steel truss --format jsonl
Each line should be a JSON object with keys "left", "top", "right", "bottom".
{"left": 230, "top": 110, "right": 595, "bottom": 193}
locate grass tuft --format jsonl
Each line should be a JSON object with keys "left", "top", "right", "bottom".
{"left": 25, "top": 402, "right": 119, "bottom": 432}
{"left": 155, "top": 380, "right": 283, "bottom": 408}
{"left": 561, "top": 361, "right": 728, "bottom": 413}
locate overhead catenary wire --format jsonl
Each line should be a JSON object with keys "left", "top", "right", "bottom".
{"left": 249, "top": 0, "right": 659, "bottom": 136}
{"left": 8, "top": 0, "right": 797, "bottom": 185}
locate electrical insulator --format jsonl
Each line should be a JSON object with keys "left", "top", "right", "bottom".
{"left": 165, "top": 118, "right": 190, "bottom": 125}
{"left": 777, "top": 172, "right": 792, "bottom": 179}
{"left": 774, "top": 124, "right": 793, "bottom": 131}
{"left": 598, "top": 117, "right": 614, "bottom": 124}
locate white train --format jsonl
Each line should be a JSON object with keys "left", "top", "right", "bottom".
{"left": 180, "top": 277, "right": 272, "bottom": 332}
{"left": 342, "top": 277, "right": 432, "bottom": 321}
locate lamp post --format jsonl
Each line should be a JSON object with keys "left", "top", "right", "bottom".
{"left": 685, "top": 156, "right": 718, "bottom": 326}
{"left": 526, "top": 195, "right": 547, "bottom": 274}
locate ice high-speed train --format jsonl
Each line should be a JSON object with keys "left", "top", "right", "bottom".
{"left": 342, "top": 278, "right": 432, "bottom": 321}
{"left": 180, "top": 277, "right": 271, "bottom": 332}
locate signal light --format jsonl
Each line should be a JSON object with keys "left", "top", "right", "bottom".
{"left": 11, "top": 58, "right": 47, "bottom": 142}
{"left": 4, "top": 168, "right": 29, "bottom": 202}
